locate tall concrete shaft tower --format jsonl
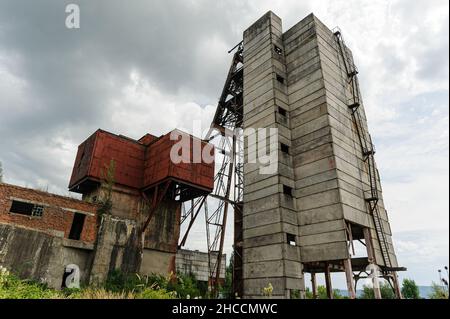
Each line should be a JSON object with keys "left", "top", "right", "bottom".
{"left": 241, "top": 12, "right": 404, "bottom": 299}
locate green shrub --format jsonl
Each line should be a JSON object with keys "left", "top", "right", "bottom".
{"left": 105, "top": 270, "right": 144, "bottom": 293}
{"left": 304, "top": 286, "right": 346, "bottom": 299}
{"left": 138, "top": 285, "right": 176, "bottom": 299}
{"left": 0, "top": 268, "right": 62, "bottom": 299}
{"left": 68, "top": 288, "right": 135, "bottom": 299}
{"left": 0, "top": 267, "right": 207, "bottom": 299}
{"left": 429, "top": 282, "right": 449, "bottom": 299}
{"left": 360, "top": 282, "right": 396, "bottom": 299}
{"left": 401, "top": 278, "right": 420, "bottom": 299}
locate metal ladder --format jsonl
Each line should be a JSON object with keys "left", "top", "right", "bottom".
{"left": 333, "top": 29, "right": 392, "bottom": 268}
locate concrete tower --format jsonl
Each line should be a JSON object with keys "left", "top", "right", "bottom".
{"left": 242, "top": 12, "right": 404, "bottom": 299}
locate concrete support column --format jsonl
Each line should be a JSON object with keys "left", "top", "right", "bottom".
{"left": 343, "top": 259, "right": 356, "bottom": 299}
{"left": 311, "top": 272, "right": 318, "bottom": 299}
{"left": 392, "top": 272, "right": 403, "bottom": 299}
{"left": 372, "top": 275, "right": 382, "bottom": 299}
{"left": 363, "top": 228, "right": 375, "bottom": 264}
{"left": 325, "top": 263, "right": 333, "bottom": 299}
{"left": 363, "top": 227, "right": 381, "bottom": 299}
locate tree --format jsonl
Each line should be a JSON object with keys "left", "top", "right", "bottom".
{"left": 401, "top": 278, "right": 420, "bottom": 299}
{"left": 219, "top": 260, "right": 233, "bottom": 299}
{"left": 304, "top": 286, "right": 346, "bottom": 299}
{"left": 360, "top": 282, "right": 396, "bottom": 299}
{"left": 429, "top": 282, "right": 449, "bottom": 299}
{"left": 96, "top": 160, "right": 116, "bottom": 216}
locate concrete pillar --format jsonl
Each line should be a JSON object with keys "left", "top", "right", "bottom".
{"left": 311, "top": 272, "right": 318, "bottom": 299}
{"left": 325, "top": 263, "right": 333, "bottom": 299}
{"left": 392, "top": 272, "right": 403, "bottom": 299}
{"left": 372, "top": 275, "right": 382, "bottom": 299}
{"left": 363, "top": 227, "right": 381, "bottom": 299}
{"left": 363, "top": 228, "right": 375, "bottom": 264}
{"left": 89, "top": 215, "right": 141, "bottom": 285}
{"left": 344, "top": 259, "right": 356, "bottom": 299}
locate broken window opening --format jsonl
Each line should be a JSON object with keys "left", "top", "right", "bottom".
{"left": 68, "top": 213, "right": 86, "bottom": 240}
{"left": 276, "top": 74, "right": 285, "bottom": 84}
{"left": 278, "top": 107, "right": 287, "bottom": 117}
{"left": 283, "top": 185, "right": 293, "bottom": 197}
{"left": 9, "top": 200, "right": 44, "bottom": 217}
{"left": 281, "top": 143, "right": 290, "bottom": 154}
{"left": 274, "top": 45, "right": 283, "bottom": 55}
{"left": 287, "top": 233, "right": 297, "bottom": 246}
{"left": 31, "top": 205, "right": 44, "bottom": 217}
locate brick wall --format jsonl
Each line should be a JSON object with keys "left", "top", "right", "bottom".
{"left": 0, "top": 183, "right": 98, "bottom": 243}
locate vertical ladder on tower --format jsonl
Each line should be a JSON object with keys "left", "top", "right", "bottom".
{"left": 333, "top": 29, "right": 392, "bottom": 268}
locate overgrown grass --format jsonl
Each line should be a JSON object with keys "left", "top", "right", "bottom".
{"left": 104, "top": 270, "right": 208, "bottom": 299}
{"left": 0, "top": 267, "right": 182, "bottom": 299}
{"left": 0, "top": 268, "right": 62, "bottom": 299}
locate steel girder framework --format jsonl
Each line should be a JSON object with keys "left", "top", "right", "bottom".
{"left": 178, "top": 42, "right": 244, "bottom": 297}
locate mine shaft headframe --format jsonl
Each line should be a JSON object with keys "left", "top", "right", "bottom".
{"left": 178, "top": 40, "right": 244, "bottom": 298}
{"left": 205, "top": 40, "right": 244, "bottom": 298}
{"left": 212, "top": 41, "right": 244, "bottom": 131}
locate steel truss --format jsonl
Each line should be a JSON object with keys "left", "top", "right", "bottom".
{"left": 178, "top": 42, "right": 244, "bottom": 297}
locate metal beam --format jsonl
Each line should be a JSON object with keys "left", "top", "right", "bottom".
{"left": 141, "top": 181, "right": 171, "bottom": 233}
{"left": 344, "top": 259, "right": 356, "bottom": 299}
{"left": 325, "top": 262, "right": 333, "bottom": 299}
{"left": 179, "top": 196, "right": 206, "bottom": 247}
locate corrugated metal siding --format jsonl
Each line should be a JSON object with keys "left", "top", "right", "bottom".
{"left": 70, "top": 129, "right": 214, "bottom": 193}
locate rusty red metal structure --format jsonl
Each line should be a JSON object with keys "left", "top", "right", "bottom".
{"left": 144, "top": 130, "right": 214, "bottom": 199}
{"left": 69, "top": 128, "right": 214, "bottom": 238}
{"left": 69, "top": 129, "right": 214, "bottom": 198}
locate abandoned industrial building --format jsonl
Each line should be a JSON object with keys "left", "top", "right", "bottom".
{"left": 0, "top": 129, "right": 224, "bottom": 287}
{"left": 0, "top": 12, "right": 405, "bottom": 299}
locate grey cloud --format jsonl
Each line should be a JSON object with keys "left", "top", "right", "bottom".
{"left": 416, "top": 35, "right": 449, "bottom": 82}
{"left": 391, "top": 0, "right": 449, "bottom": 83}
{"left": 394, "top": 229, "right": 449, "bottom": 285}
{"left": 0, "top": 0, "right": 257, "bottom": 192}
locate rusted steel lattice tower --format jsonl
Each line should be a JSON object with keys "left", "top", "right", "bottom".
{"left": 179, "top": 43, "right": 244, "bottom": 297}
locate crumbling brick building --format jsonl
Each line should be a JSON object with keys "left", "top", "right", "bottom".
{"left": 0, "top": 128, "right": 215, "bottom": 289}
{"left": 0, "top": 183, "right": 98, "bottom": 287}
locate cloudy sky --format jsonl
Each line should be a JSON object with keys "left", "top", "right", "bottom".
{"left": 0, "top": 0, "right": 448, "bottom": 288}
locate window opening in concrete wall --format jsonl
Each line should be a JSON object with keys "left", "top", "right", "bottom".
{"left": 274, "top": 45, "right": 283, "bottom": 55}
{"left": 278, "top": 107, "right": 287, "bottom": 117}
{"left": 287, "top": 233, "right": 296, "bottom": 246}
{"left": 281, "top": 143, "right": 290, "bottom": 154}
{"left": 283, "top": 185, "right": 293, "bottom": 197}
{"left": 68, "top": 212, "right": 86, "bottom": 240}
{"left": 276, "top": 74, "right": 285, "bottom": 84}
